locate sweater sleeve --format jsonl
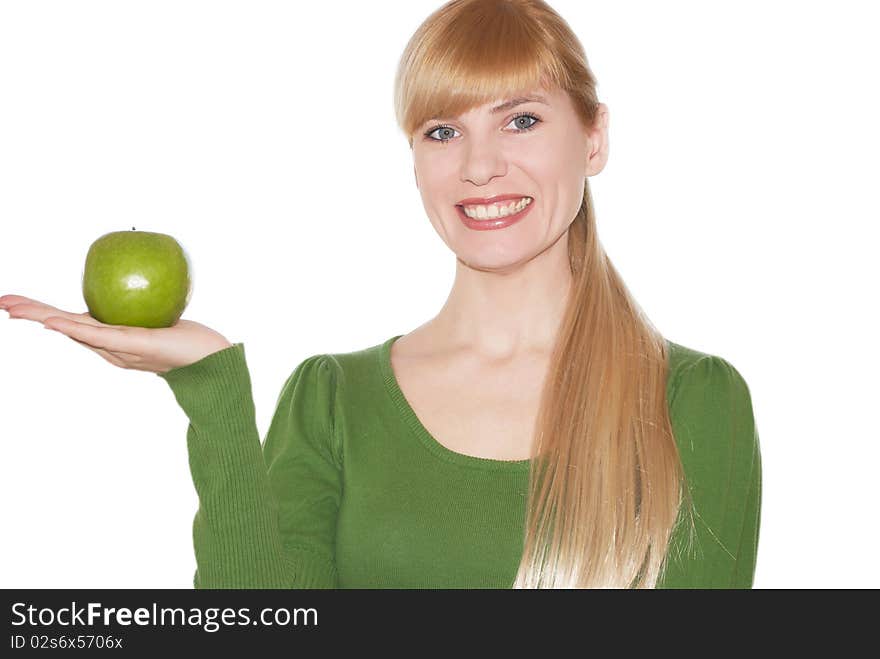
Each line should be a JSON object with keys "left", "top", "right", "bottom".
{"left": 157, "top": 343, "right": 342, "bottom": 589}
{"left": 659, "top": 354, "right": 763, "bottom": 589}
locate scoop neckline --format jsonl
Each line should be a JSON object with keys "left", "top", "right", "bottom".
{"left": 379, "top": 334, "right": 532, "bottom": 472}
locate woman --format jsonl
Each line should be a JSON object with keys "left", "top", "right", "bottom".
{"left": 0, "top": 0, "right": 761, "bottom": 588}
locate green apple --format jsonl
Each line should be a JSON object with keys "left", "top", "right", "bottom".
{"left": 82, "top": 228, "right": 193, "bottom": 328}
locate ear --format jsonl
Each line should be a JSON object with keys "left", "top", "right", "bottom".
{"left": 585, "top": 102, "right": 610, "bottom": 177}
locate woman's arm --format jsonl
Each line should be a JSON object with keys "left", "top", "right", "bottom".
{"left": 659, "top": 353, "right": 763, "bottom": 588}
{"left": 158, "top": 344, "right": 342, "bottom": 588}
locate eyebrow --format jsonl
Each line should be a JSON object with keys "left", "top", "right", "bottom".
{"left": 426, "top": 94, "right": 549, "bottom": 124}
{"left": 490, "top": 94, "right": 548, "bottom": 113}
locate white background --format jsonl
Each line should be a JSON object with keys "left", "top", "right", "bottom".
{"left": 1, "top": 0, "right": 877, "bottom": 589}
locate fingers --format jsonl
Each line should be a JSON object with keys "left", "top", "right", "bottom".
{"left": 0, "top": 294, "right": 34, "bottom": 308}
{"left": 0, "top": 295, "right": 47, "bottom": 312}
{"left": 1, "top": 296, "right": 105, "bottom": 327}
{"left": 43, "top": 316, "right": 144, "bottom": 354}
{"left": 3, "top": 294, "right": 149, "bottom": 371}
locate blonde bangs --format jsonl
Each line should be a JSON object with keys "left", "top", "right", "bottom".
{"left": 394, "top": 0, "right": 571, "bottom": 144}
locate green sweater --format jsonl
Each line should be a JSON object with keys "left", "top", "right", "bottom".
{"left": 157, "top": 334, "right": 762, "bottom": 589}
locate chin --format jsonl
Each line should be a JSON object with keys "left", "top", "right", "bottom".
{"left": 454, "top": 242, "right": 538, "bottom": 273}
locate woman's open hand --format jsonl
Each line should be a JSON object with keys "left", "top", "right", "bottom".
{"left": 0, "top": 294, "right": 233, "bottom": 374}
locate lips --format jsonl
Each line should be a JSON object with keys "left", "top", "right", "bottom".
{"left": 456, "top": 193, "right": 532, "bottom": 206}
{"left": 455, "top": 195, "right": 535, "bottom": 231}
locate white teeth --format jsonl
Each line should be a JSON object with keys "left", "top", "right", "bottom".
{"left": 462, "top": 197, "right": 531, "bottom": 220}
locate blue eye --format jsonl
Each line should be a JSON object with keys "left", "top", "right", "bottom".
{"left": 423, "top": 111, "right": 542, "bottom": 143}
{"left": 508, "top": 112, "right": 540, "bottom": 131}
{"left": 425, "top": 124, "right": 459, "bottom": 142}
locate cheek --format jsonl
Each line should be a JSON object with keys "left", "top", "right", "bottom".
{"left": 414, "top": 153, "right": 451, "bottom": 191}
{"left": 514, "top": 147, "right": 571, "bottom": 204}
{"left": 533, "top": 136, "right": 587, "bottom": 214}
{"left": 414, "top": 158, "right": 458, "bottom": 206}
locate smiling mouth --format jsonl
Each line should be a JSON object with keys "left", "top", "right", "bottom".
{"left": 454, "top": 196, "right": 535, "bottom": 230}
{"left": 456, "top": 196, "right": 533, "bottom": 220}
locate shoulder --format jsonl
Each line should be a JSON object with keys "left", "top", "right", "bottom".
{"left": 281, "top": 335, "right": 395, "bottom": 406}
{"left": 318, "top": 335, "right": 398, "bottom": 391}
{"left": 285, "top": 338, "right": 382, "bottom": 386}
{"left": 665, "top": 339, "right": 759, "bottom": 460}
{"left": 666, "top": 340, "right": 754, "bottom": 417}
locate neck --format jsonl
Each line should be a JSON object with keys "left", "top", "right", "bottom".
{"left": 430, "top": 229, "right": 573, "bottom": 361}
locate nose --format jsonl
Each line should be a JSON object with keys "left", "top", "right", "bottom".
{"left": 459, "top": 134, "right": 508, "bottom": 186}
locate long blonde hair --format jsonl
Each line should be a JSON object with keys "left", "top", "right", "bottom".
{"left": 393, "top": 0, "right": 695, "bottom": 588}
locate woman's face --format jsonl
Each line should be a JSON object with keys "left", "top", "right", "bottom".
{"left": 412, "top": 85, "right": 608, "bottom": 272}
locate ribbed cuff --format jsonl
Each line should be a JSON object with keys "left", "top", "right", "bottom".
{"left": 157, "top": 342, "right": 256, "bottom": 433}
